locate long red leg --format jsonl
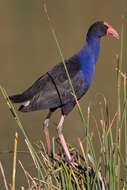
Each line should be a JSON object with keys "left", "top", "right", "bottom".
{"left": 57, "top": 115, "right": 72, "bottom": 162}
{"left": 43, "top": 111, "right": 53, "bottom": 156}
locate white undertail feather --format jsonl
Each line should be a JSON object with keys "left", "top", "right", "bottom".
{"left": 22, "top": 100, "right": 30, "bottom": 106}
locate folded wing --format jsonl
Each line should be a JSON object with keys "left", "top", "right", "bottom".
{"left": 9, "top": 56, "right": 85, "bottom": 112}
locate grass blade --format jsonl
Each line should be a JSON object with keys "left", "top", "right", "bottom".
{"left": 12, "top": 132, "right": 18, "bottom": 190}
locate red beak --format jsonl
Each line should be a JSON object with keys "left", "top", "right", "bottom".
{"left": 104, "top": 22, "right": 119, "bottom": 39}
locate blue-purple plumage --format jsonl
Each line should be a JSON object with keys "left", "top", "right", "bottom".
{"left": 9, "top": 21, "right": 119, "bottom": 115}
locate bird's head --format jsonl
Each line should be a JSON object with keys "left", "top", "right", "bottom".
{"left": 86, "top": 21, "right": 119, "bottom": 41}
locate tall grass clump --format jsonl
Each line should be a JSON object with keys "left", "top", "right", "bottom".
{"left": 0, "top": 4, "right": 127, "bottom": 190}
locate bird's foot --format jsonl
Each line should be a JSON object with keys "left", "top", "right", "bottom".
{"left": 47, "top": 149, "right": 53, "bottom": 158}
{"left": 70, "top": 161, "right": 87, "bottom": 173}
{"left": 47, "top": 150, "right": 86, "bottom": 174}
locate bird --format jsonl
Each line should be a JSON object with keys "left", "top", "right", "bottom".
{"left": 9, "top": 21, "right": 119, "bottom": 163}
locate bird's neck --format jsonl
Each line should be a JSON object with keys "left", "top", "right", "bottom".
{"left": 77, "top": 36, "right": 100, "bottom": 65}
{"left": 86, "top": 36, "right": 101, "bottom": 52}
{"left": 76, "top": 36, "right": 101, "bottom": 90}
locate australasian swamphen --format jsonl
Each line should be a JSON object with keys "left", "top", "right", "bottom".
{"left": 9, "top": 21, "right": 119, "bottom": 163}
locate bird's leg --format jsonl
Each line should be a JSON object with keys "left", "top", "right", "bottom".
{"left": 57, "top": 115, "right": 72, "bottom": 163}
{"left": 43, "top": 111, "right": 53, "bottom": 156}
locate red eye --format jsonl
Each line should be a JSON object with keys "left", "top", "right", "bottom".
{"left": 102, "top": 25, "right": 108, "bottom": 31}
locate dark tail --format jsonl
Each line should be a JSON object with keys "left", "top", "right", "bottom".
{"left": 18, "top": 105, "right": 29, "bottom": 112}
{"left": 9, "top": 94, "right": 27, "bottom": 103}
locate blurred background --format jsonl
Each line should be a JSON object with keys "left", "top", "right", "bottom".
{"left": 0, "top": 0, "right": 127, "bottom": 188}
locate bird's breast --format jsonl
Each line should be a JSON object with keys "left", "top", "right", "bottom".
{"left": 80, "top": 62, "right": 95, "bottom": 91}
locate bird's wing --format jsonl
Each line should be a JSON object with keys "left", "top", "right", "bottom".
{"left": 11, "top": 55, "right": 85, "bottom": 111}
{"left": 26, "top": 55, "right": 85, "bottom": 110}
